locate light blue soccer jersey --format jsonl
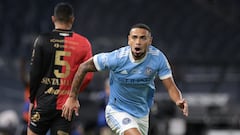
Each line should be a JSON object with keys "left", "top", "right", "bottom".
{"left": 93, "top": 45, "right": 172, "bottom": 118}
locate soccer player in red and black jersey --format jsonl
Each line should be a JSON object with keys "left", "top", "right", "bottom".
{"left": 28, "top": 2, "right": 93, "bottom": 135}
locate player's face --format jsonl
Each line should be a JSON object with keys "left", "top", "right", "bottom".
{"left": 128, "top": 28, "right": 152, "bottom": 60}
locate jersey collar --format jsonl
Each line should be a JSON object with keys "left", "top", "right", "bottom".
{"left": 53, "top": 29, "right": 73, "bottom": 33}
{"left": 129, "top": 49, "right": 147, "bottom": 64}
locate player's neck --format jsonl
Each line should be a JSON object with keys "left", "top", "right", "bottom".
{"left": 55, "top": 23, "right": 72, "bottom": 30}
{"left": 129, "top": 51, "right": 147, "bottom": 63}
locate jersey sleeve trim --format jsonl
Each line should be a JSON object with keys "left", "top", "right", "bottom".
{"left": 93, "top": 55, "right": 101, "bottom": 71}
{"left": 159, "top": 73, "right": 172, "bottom": 80}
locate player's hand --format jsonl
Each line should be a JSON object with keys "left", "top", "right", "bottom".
{"left": 176, "top": 99, "right": 188, "bottom": 116}
{"left": 61, "top": 97, "right": 80, "bottom": 121}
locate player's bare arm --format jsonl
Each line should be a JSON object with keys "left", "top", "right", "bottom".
{"left": 62, "top": 57, "right": 97, "bottom": 121}
{"left": 162, "top": 77, "right": 188, "bottom": 116}
{"left": 70, "top": 58, "right": 97, "bottom": 99}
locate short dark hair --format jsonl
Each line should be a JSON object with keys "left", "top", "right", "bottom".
{"left": 54, "top": 2, "right": 74, "bottom": 23}
{"left": 130, "top": 23, "right": 152, "bottom": 34}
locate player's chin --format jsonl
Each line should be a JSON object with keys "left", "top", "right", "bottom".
{"left": 134, "top": 52, "right": 144, "bottom": 58}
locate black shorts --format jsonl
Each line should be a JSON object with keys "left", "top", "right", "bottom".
{"left": 29, "top": 108, "right": 72, "bottom": 135}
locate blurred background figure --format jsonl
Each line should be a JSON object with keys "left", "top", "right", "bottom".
{"left": 0, "top": 109, "right": 20, "bottom": 135}
{"left": 96, "top": 78, "right": 113, "bottom": 135}
{"left": 19, "top": 33, "right": 36, "bottom": 135}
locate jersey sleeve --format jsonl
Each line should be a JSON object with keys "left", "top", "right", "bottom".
{"left": 79, "top": 39, "right": 93, "bottom": 92}
{"left": 158, "top": 53, "right": 172, "bottom": 80}
{"left": 29, "top": 36, "right": 44, "bottom": 103}
{"left": 93, "top": 50, "right": 118, "bottom": 71}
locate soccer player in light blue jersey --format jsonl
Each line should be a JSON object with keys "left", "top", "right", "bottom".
{"left": 62, "top": 23, "right": 188, "bottom": 135}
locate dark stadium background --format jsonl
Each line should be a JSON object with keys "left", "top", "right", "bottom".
{"left": 0, "top": 0, "right": 239, "bottom": 135}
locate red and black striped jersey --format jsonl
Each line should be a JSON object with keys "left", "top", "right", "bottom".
{"left": 30, "top": 29, "right": 93, "bottom": 110}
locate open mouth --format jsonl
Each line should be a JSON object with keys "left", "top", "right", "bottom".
{"left": 133, "top": 47, "right": 144, "bottom": 58}
{"left": 134, "top": 47, "right": 141, "bottom": 52}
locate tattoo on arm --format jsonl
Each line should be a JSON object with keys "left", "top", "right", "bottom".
{"left": 70, "top": 58, "right": 96, "bottom": 99}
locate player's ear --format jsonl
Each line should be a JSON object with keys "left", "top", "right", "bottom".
{"left": 149, "top": 36, "right": 153, "bottom": 45}
{"left": 70, "top": 17, "right": 75, "bottom": 24}
{"left": 68, "top": 17, "right": 75, "bottom": 25}
{"left": 51, "top": 16, "right": 56, "bottom": 23}
{"left": 127, "top": 35, "right": 131, "bottom": 45}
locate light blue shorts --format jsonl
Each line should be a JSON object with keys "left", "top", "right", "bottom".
{"left": 105, "top": 105, "right": 149, "bottom": 135}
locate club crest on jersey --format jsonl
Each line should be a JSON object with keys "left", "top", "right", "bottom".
{"left": 145, "top": 67, "right": 153, "bottom": 76}
{"left": 122, "top": 118, "right": 131, "bottom": 125}
{"left": 31, "top": 112, "right": 40, "bottom": 122}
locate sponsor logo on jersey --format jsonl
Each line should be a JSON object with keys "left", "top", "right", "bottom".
{"left": 118, "top": 77, "right": 151, "bottom": 84}
{"left": 131, "top": 69, "right": 142, "bottom": 74}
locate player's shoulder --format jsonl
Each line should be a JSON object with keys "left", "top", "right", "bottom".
{"left": 116, "top": 46, "right": 129, "bottom": 52}
{"left": 34, "top": 32, "right": 51, "bottom": 45}
{"left": 148, "top": 45, "right": 164, "bottom": 56}
{"left": 115, "top": 46, "right": 130, "bottom": 58}
{"left": 72, "top": 32, "right": 90, "bottom": 42}
{"left": 98, "top": 46, "right": 129, "bottom": 61}
{"left": 37, "top": 32, "right": 52, "bottom": 40}
{"left": 37, "top": 33, "right": 47, "bottom": 38}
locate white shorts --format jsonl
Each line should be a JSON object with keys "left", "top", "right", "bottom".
{"left": 105, "top": 105, "right": 149, "bottom": 135}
